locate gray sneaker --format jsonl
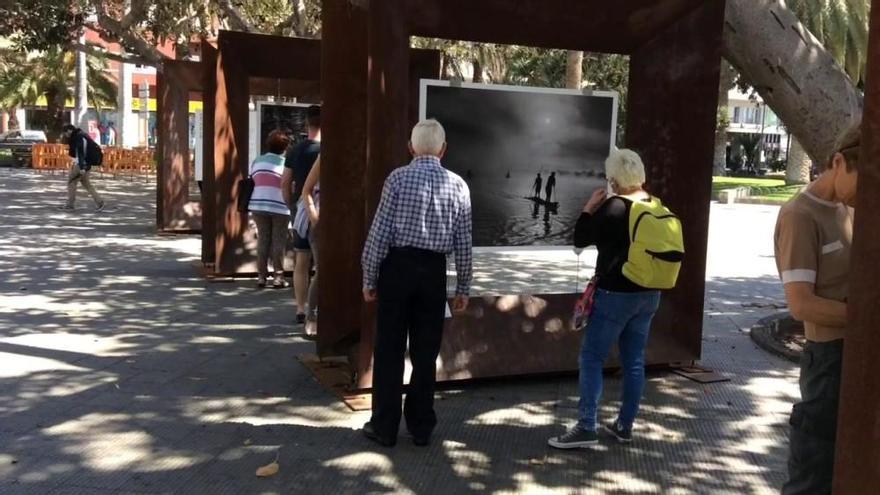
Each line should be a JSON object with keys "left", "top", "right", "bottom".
{"left": 95, "top": 202, "right": 106, "bottom": 212}
{"left": 547, "top": 427, "right": 598, "bottom": 449}
{"left": 604, "top": 420, "right": 633, "bottom": 443}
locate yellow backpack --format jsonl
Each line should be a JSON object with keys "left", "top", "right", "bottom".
{"left": 622, "top": 197, "right": 684, "bottom": 289}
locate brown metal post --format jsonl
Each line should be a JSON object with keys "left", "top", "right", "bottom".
{"left": 318, "top": 1, "right": 369, "bottom": 356}
{"left": 157, "top": 61, "right": 201, "bottom": 233}
{"left": 201, "top": 43, "right": 218, "bottom": 265}
{"left": 833, "top": 0, "right": 880, "bottom": 490}
{"left": 406, "top": 0, "right": 706, "bottom": 54}
{"left": 355, "top": 0, "right": 412, "bottom": 388}
{"left": 156, "top": 70, "right": 167, "bottom": 230}
{"left": 213, "top": 34, "right": 252, "bottom": 274}
{"left": 626, "top": 2, "right": 725, "bottom": 363}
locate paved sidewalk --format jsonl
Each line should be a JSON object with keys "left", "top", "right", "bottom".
{"left": 0, "top": 169, "right": 796, "bottom": 494}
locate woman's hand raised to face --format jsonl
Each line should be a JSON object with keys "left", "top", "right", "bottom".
{"left": 583, "top": 188, "right": 607, "bottom": 214}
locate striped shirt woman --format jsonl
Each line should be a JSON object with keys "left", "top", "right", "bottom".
{"left": 249, "top": 153, "right": 289, "bottom": 216}
{"left": 250, "top": 131, "right": 292, "bottom": 288}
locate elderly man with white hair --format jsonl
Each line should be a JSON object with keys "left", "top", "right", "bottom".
{"left": 360, "top": 119, "right": 473, "bottom": 448}
{"left": 550, "top": 148, "right": 683, "bottom": 450}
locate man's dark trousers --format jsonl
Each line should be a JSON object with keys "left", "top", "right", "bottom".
{"left": 371, "top": 247, "right": 447, "bottom": 441}
{"left": 782, "top": 339, "right": 844, "bottom": 495}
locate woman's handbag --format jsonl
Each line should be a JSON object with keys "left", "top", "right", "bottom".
{"left": 236, "top": 176, "right": 254, "bottom": 213}
{"left": 573, "top": 275, "right": 599, "bottom": 330}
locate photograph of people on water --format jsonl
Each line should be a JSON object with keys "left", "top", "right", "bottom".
{"left": 422, "top": 81, "right": 618, "bottom": 247}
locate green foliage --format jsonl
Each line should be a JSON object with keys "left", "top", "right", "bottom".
{"left": 0, "top": 47, "right": 116, "bottom": 138}
{"left": 0, "top": 0, "right": 79, "bottom": 52}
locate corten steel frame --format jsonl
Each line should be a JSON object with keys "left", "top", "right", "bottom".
{"left": 834, "top": 0, "right": 880, "bottom": 490}
{"left": 203, "top": 32, "right": 321, "bottom": 275}
{"left": 320, "top": 0, "right": 726, "bottom": 388}
{"left": 156, "top": 60, "right": 203, "bottom": 233}
{"left": 158, "top": 58, "right": 321, "bottom": 236}
{"left": 201, "top": 30, "right": 441, "bottom": 276}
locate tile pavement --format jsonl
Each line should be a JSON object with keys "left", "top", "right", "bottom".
{"left": 0, "top": 169, "right": 795, "bottom": 494}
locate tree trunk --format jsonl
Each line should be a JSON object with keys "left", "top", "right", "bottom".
{"left": 74, "top": 33, "right": 88, "bottom": 129}
{"left": 713, "top": 63, "right": 735, "bottom": 176}
{"left": 472, "top": 56, "right": 483, "bottom": 83}
{"left": 786, "top": 136, "right": 812, "bottom": 185}
{"left": 565, "top": 50, "right": 584, "bottom": 89}
{"left": 723, "top": 0, "right": 862, "bottom": 168}
{"left": 45, "top": 88, "right": 66, "bottom": 143}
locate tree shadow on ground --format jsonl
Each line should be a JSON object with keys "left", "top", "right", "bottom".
{"left": 0, "top": 169, "right": 794, "bottom": 494}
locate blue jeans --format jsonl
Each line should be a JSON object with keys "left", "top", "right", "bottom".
{"left": 577, "top": 289, "right": 661, "bottom": 432}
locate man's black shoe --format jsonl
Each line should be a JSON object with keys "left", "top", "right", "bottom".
{"left": 362, "top": 422, "right": 396, "bottom": 447}
{"left": 412, "top": 436, "right": 430, "bottom": 447}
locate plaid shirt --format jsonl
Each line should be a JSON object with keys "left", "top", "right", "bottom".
{"left": 362, "top": 156, "right": 473, "bottom": 295}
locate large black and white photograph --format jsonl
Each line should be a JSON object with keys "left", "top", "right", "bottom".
{"left": 421, "top": 81, "right": 618, "bottom": 247}
{"left": 258, "top": 101, "right": 310, "bottom": 153}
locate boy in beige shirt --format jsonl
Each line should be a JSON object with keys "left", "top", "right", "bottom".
{"left": 774, "top": 123, "right": 860, "bottom": 495}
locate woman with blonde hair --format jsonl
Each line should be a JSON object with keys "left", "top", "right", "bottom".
{"left": 549, "top": 149, "right": 675, "bottom": 449}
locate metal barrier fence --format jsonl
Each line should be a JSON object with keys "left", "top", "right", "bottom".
{"left": 31, "top": 144, "right": 157, "bottom": 180}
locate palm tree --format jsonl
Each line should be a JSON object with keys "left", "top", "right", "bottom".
{"left": 0, "top": 47, "right": 117, "bottom": 142}
{"left": 788, "top": 0, "right": 870, "bottom": 86}
{"left": 781, "top": 0, "right": 869, "bottom": 184}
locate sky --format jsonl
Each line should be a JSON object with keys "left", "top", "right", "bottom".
{"left": 425, "top": 85, "right": 616, "bottom": 177}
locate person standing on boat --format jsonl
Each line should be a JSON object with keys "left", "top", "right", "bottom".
{"left": 533, "top": 173, "right": 543, "bottom": 198}
{"left": 545, "top": 172, "right": 557, "bottom": 203}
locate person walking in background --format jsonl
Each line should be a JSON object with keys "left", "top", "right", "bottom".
{"left": 107, "top": 122, "right": 116, "bottom": 146}
{"left": 533, "top": 173, "right": 543, "bottom": 198}
{"left": 58, "top": 124, "right": 105, "bottom": 212}
{"left": 250, "top": 130, "right": 291, "bottom": 289}
{"left": 282, "top": 105, "right": 321, "bottom": 325}
{"left": 774, "top": 123, "right": 860, "bottom": 495}
{"left": 299, "top": 156, "right": 321, "bottom": 337}
{"left": 549, "top": 149, "right": 683, "bottom": 450}
{"left": 545, "top": 172, "right": 557, "bottom": 202}
{"left": 360, "top": 119, "right": 473, "bottom": 448}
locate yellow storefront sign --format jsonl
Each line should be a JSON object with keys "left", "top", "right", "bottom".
{"left": 32, "top": 96, "right": 203, "bottom": 113}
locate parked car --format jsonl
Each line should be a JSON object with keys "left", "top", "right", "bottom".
{"left": 0, "top": 130, "right": 48, "bottom": 167}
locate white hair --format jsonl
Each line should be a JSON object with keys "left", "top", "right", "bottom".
{"left": 410, "top": 119, "right": 446, "bottom": 156}
{"left": 605, "top": 148, "right": 646, "bottom": 189}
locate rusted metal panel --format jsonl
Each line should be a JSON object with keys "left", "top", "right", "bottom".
{"left": 833, "top": 0, "right": 880, "bottom": 491}
{"left": 319, "top": 0, "right": 370, "bottom": 355}
{"left": 201, "top": 43, "right": 218, "bottom": 265}
{"left": 213, "top": 31, "right": 321, "bottom": 80}
{"left": 356, "top": 0, "right": 412, "bottom": 387}
{"left": 157, "top": 60, "right": 202, "bottom": 233}
{"left": 437, "top": 293, "right": 699, "bottom": 381}
{"left": 207, "top": 32, "right": 327, "bottom": 276}
{"left": 213, "top": 34, "right": 252, "bottom": 274}
{"left": 406, "top": 0, "right": 706, "bottom": 54}
{"left": 203, "top": 29, "right": 441, "bottom": 280}
{"left": 341, "top": 1, "right": 725, "bottom": 387}
{"left": 626, "top": 1, "right": 725, "bottom": 363}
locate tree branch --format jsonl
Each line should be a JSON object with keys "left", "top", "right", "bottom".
{"left": 86, "top": 1, "right": 166, "bottom": 66}
{"left": 71, "top": 42, "right": 155, "bottom": 68}
{"left": 120, "top": 0, "right": 149, "bottom": 31}
{"left": 217, "top": 0, "right": 255, "bottom": 32}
